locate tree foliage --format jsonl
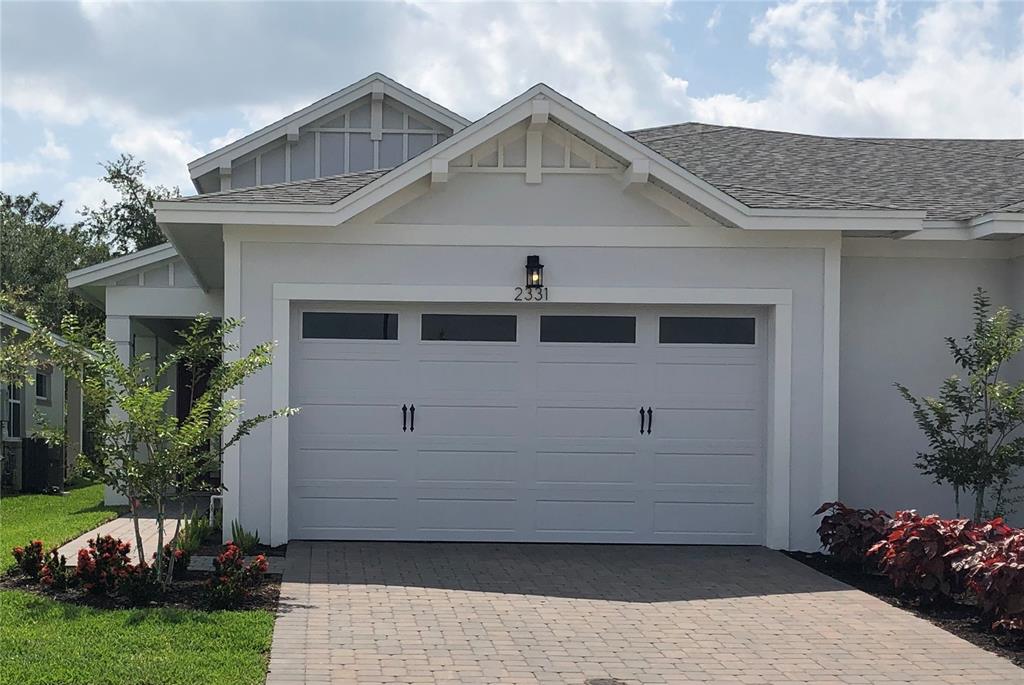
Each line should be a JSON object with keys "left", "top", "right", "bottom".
{"left": 78, "top": 154, "right": 179, "bottom": 255}
{"left": 896, "top": 288, "right": 1024, "bottom": 520}
{"left": 44, "top": 314, "right": 296, "bottom": 588}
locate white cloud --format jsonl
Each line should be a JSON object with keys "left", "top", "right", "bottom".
{"left": 208, "top": 127, "right": 248, "bottom": 151}
{"left": 706, "top": 5, "right": 722, "bottom": 32}
{"left": 62, "top": 174, "right": 121, "bottom": 214}
{"left": 0, "top": 159, "right": 46, "bottom": 186}
{"left": 695, "top": 1, "right": 1024, "bottom": 137}
{"left": 750, "top": 0, "right": 841, "bottom": 52}
{"left": 108, "top": 122, "right": 200, "bottom": 191}
{"left": 38, "top": 130, "right": 70, "bottom": 161}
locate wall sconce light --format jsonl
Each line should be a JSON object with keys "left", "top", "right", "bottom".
{"left": 525, "top": 255, "right": 544, "bottom": 289}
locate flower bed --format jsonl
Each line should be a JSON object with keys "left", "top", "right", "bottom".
{"left": 792, "top": 501, "right": 1024, "bottom": 666}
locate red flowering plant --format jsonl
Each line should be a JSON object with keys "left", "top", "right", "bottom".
{"left": 11, "top": 540, "right": 44, "bottom": 579}
{"left": 205, "top": 543, "right": 269, "bottom": 609}
{"left": 39, "top": 547, "right": 75, "bottom": 591}
{"left": 156, "top": 543, "right": 191, "bottom": 581}
{"left": 76, "top": 535, "right": 133, "bottom": 594}
{"left": 117, "top": 561, "right": 162, "bottom": 605}
{"left": 814, "top": 502, "right": 890, "bottom": 568}
{"left": 962, "top": 530, "right": 1024, "bottom": 631}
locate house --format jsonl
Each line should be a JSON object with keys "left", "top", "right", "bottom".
{"left": 0, "top": 311, "right": 84, "bottom": 492}
{"left": 67, "top": 74, "right": 1023, "bottom": 551}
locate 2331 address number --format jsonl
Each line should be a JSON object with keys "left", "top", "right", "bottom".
{"left": 513, "top": 287, "right": 549, "bottom": 302}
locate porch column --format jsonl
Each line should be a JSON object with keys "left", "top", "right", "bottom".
{"left": 103, "top": 314, "right": 131, "bottom": 505}
{"left": 65, "top": 376, "right": 83, "bottom": 480}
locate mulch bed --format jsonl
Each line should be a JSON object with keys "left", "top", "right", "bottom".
{"left": 195, "top": 541, "right": 287, "bottom": 557}
{"left": 786, "top": 551, "right": 1024, "bottom": 668}
{"left": 0, "top": 569, "right": 280, "bottom": 612}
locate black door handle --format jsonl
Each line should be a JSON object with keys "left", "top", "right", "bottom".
{"left": 646, "top": 407, "right": 653, "bottom": 435}
{"left": 409, "top": 404, "right": 415, "bottom": 432}
{"left": 402, "top": 404, "right": 407, "bottom": 432}
{"left": 639, "top": 407, "right": 645, "bottom": 435}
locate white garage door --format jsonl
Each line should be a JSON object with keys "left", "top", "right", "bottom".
{"left": 289, "top": 304, "right": 766, "bottom": 544}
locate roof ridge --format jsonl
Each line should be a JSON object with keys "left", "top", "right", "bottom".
{"left": 850, "top": 137, "right": 1024, "bottom": 162}
{"left": 178, "top": 168, "right": 391, "bottom": 201}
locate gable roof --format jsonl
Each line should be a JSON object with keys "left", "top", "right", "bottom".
{"left": 177, "top": 169, "right": 389, "bottom": 205}
{"left": 186, "top": 73, "right": 469, "bottom": 186}
{"left": 630, "top": 123, "right": 1024, "bottom": 221}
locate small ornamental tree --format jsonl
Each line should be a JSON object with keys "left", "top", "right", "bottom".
{"left": 896, "top": 288, "right": 1024, "bottom": 521}
{"left": 47, "top": 313, "right": 296, "bottom": 588}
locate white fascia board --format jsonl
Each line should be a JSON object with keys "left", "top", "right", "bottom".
{"left": 968, "top": 212, "right": 1024, "bottom": 239}
{"left": 1, "top": 311, "right": 74, "bottom": 347}
{"left": 67, "top": 242, "right": 179, "bottom": 289}
{"left": 158, "top": 223, "right": 212, "bottom": 292}
{"left": 163, "top": 83, "right": 931, "bottom": 233}
{"left": 187, "top": 73, "right": 470, "bottom": 180}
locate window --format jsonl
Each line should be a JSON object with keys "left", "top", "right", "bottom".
{"left": 540, "top": 316, "right": 636, "bottom": 343}
{"left": 35, "top": 371, "right": 50, "bottom": 402}
{"left": 421, "top": 314, "right": 517, "bottom": 342}
{"left": 302, "top": 312, "right": 398, "bottom": 340}
{"left": 5, "top": 384, "right": 21, "bottom": 439}
{"left": 659, "top": 317, "right": 756, "bottom": 344}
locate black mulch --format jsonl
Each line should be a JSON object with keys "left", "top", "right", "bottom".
{"left": 0, "top": 569, "right": 280, "bottom": 612}
{"left": 786, "top": 551, "right": 1024, "bottom": 668}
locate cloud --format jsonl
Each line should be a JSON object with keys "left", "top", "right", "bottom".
{"left": 750, "top": 0, "right": 841, "bottom": 52}
{"left": 694, "top": 1, "right": 1024, "bottom": 137}
{"left": 706, "top": 5, "right": 722, "bottom": 32}
{"left": 38, "top": 130, "right": 70, "bottom": 161}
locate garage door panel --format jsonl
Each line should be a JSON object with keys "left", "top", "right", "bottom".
{"left": 414, "top": 497, "right": 519, "bottom": 533}
{"left": 294, "top": 403, "right": 401, "bottom": 435}
{"left": 535, "top": 499, "right": 638, "bottom": 534}
{"left": 653, "top": 501, "right": 761, "bottom": 537}
{"left": 651, "top": 408, "right": 760, "bottom": 440}
{"left": 653, "top": 362, "right": 760, "bottom": 396}
{"left": 536, "top": 361, "right": 640, "bottom": 394}
{"left": 414, "top": 448, "right": 519, "bottom": 485}
{"left": 653, "top": 452, "right": 759, "bottom": 486}
{"left": 291, "top": 496, "right": 400, "bottom": 536}
{"left": 535, "top": 450, "right": 639, "bottom": 485}
{"left": 417, "top": 359, "right": 519, "bottom": 392}
{"left": 292, "top": 359, "right": 404, "bottom": 399}
{"left": 414, "top": 404, "right": 519, "bottom": 436}
{"left": 291, "top": 447, "right": 402, "bottom": 484}
{"left": 535, "top": 407, "right": 641, "bottom": 438}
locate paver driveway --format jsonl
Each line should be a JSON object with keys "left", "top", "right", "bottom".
{"left": 266, "top": 542, "right": 1021, "bottom": 684}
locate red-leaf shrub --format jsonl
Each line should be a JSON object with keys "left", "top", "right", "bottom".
{"left": 39, "top": 547, "right": 74, "bottom": 590}
{"left": 964, "top": 531, "right": 1024, "bottom": 631}
{"left": 117, "top": 562, "right": 162, "bottom": 605}
{"left": 11, "top": 540, "right": 44, "bottom": 579}
{"left": 205, "top": 543, "right": 268, "bottom": 609}
{"left": 76, "top": 535, "right": 133, "bottom": 594}
{"left": 156, "top": 543, "right": 190, "bottom": 581}
{"left": 815, "top": 502, "right": 890, "bottom": 567}
{"left": 868, "top": 511, "right": 984, "bottom": 603}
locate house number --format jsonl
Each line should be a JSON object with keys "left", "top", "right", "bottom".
{"left": 513, "top": 287, "right": 549, "bottom": 301}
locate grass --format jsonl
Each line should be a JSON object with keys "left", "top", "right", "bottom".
{"left": 0, "top": 590, "right": 275, "bottom": 685}
{"left": 0, "top": 480, "right": 122, "bottom": 571}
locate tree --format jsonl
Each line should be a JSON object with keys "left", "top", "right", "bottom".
{"left": 47, "top": 314, "right": 296, "bottom": 588}
{"left": 0, "top": 193, "right": 109, "bottom": 330}
{"left": 78, "top": 154, "right": 180, "bottom": 256}
{"left": 0, "top": 293, "right": 46, "bottom": 389}
{"left": 896, "top": 288, "right": 1024, "bottom": 521}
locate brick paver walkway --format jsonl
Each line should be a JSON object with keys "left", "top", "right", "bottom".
{"left": 266, "top": 542, "right": 1022, "bottom": 684}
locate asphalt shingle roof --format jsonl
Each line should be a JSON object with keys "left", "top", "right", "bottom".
{"left": 178, "top": 169, "right": 390, "bottom": 204}
{"left": 629, "top": 123, "right": 1024, "bottom": 221}
{"left": 176, "top": 123, "right": 1023, "bottom": 222}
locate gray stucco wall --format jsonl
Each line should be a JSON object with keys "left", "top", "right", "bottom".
{"left": 839, "top": 255, "right": 1020, "bottom": 520}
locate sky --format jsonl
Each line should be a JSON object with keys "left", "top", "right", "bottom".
{"left": 1, "top": 0, "right": 1022, "bottom": 218}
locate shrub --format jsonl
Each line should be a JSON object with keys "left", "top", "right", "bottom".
{"left": 205, "top": 543, "right": 268, "bottom": 609}
{"left": 39, "top": 548, "right": 75, "bottom": 591}
{"left": 117, "top": 562, "right": 162, "bottom": 605}
{"left": 964, "top": 530, "right": 1024, "bottom": 631}
{"left": 176, "top": 509, "right": 212, "bottom": 555}
{"left": 229, "top": 520, "right": 260, "bottom": 554}
{"left": 868, "top": 511, "right": 984, "bottom": 603}
{"left": 76, "top": 535, "right": 133, "bottom": 594}
{"left": 157, "top": 542, "right": 191, "bottom": 581}
{"left": 11, "top": 540, "right": 44, "bottom": 579}
{"left": 814, "top": 502, "right": 889, "bottom": 567}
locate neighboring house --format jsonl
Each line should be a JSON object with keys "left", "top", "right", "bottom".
{"left": 0, "top": 311, "right": 84, "bottom": 492}
{"left": 68, "top": 73, "right": 1023, "bottom": 551}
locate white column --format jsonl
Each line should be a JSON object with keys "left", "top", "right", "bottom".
{"left": 103, "top": 314, "right": 131, "bottom": 505}
{"left": 221, "top": 233, "right": 242, "bottom": 542}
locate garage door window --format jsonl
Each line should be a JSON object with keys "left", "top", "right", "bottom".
{"left": 421, "top": 314, "right": 517, "bottom": 342}
{"left": 302, "top": 312, "right": 398, "bottom": 340}
{"left": 540, "top": 315, "right": 636, "bottom": 343}
{"left": 659, "top": 316, "right": 755, "bottom": 344}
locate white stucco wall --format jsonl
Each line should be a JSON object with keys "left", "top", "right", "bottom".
{"left": 226, "top": 172, "right": 836, "bottom": 550}
{"left": 839, "top": 247, "right": 1021, "bottom": 520}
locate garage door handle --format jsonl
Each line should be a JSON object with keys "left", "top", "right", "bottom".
{"left": 409, "top": 404, "right": 415, "bottom": 432}
{"left": 646, "top": 407, "right": 653, "bottom": 435}
{"left": 639, "top": 408, "right": 645, "bottom": 435}
{"left": 402, "top": 404, "right": 407, "bottom": 432}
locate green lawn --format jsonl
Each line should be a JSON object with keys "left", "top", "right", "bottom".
{"left": 0, "top": 590, "right": 275, "bottom": 685}
{"left": 0, "top": 482, "right": 276, "bottom": 684}
{"left": 0, "top": 480, "right": 122, "bottom": 571}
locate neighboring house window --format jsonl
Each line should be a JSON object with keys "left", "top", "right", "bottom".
{"left": 35, "top": 371, "right": 50, "bottom": 402}
{"left": 5, "top": 384, "right": 21, "bottom": 439}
